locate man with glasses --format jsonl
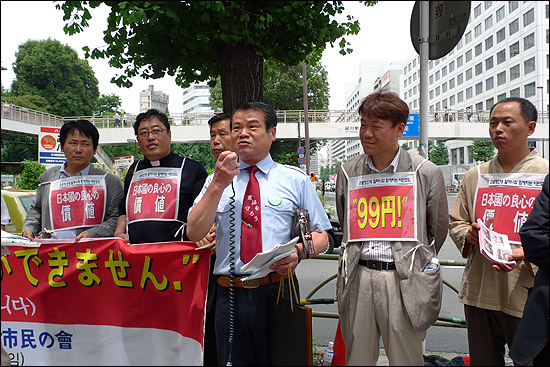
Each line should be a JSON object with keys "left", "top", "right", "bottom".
{"left": 114, "top": 109, "right": 207, "bottom": 244}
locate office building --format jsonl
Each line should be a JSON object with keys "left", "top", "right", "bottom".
{"left": 401, "top": 0, "right": 549, "bottom": 161}
{"left": 182, "top": 82, "right": 213, "bottom": 117}
{"left": 140, "top": 85, "right": 169, "bottom": 113}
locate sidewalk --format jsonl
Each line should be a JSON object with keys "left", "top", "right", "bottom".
{"left": 314, "top": 347, "right": 514, "bottom": 366}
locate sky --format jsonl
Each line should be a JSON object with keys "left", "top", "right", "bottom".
{"left": 1, "top": 1, "right": 416, "bottom": 114}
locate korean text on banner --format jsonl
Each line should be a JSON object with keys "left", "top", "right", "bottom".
{"left": 1, "top": 238, "right": 211, "bottom": 366}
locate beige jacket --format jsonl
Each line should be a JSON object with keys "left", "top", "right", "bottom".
{"left": 336, "top": 150, "right": 449, "bottom": 330}
{"left": 449, "top": 149, "right": 549, "bottom": 317}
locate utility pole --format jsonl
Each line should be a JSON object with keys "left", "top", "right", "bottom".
{"left": 302, "top": 60, "right": 311, "bottom": 175}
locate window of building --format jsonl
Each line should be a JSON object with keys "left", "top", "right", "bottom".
{"left": 435, "top": 70, "right": 440, "bottom": 81}
{"left": 429, "top": 90, "right": 434, "bottom": 99}
{"left": 510, "top": 41, "right": 520, "bottom": 58}
{"left": 485, "top": 1, "right": 492, "bottom": 10}
{"left": 466, "top": 68, "right": 473, "bottom": 80}
{"left": 474, "top": 4, "right": 482, "bottom": 18}
{"left": 497, "top": 71, "right": 507, "bottom": 85}
{"left": 475, "top": 43, "right": 483, "bottom": 56}
{"left": 442, "top": 82, "right": 448, "bottom": 93}
{"left": 474, "top": 24, "right": 483, "bottom": 38}
{"left": 458, "top": 91, "right": 464, "bottom": 103}
{"left": 510, "top": 87, "right": 520, "bottom": 97}
{"left": 476, "top": 102, "right": 484, "bottom": 111}
{"left": 486, "top": 56, "right": 494, "bottom": 70}
{"left": 409, "top": 76, "right": 412, "bottom": 84}
{"left": 510, "top": 64, "right": 520, "bottom": 80}
{"left": 465, "top": 31, "right": 472, "bottom": 44}
{"left": 450, "top": 95, "right": 456, "bottom": 106}
{"left": 449, "top": 61, "right": 455, "bottom": 72}
{"left": 457, "top": 39, "right": 463, "bottom": 50}
{"left": 486, "top": 77, "right": 494, "bottom": 90}
{"left": 413, "top": 72, "right": 418, "bottom": 81}
{"left": 449, "top": 78, "right": 455, "bottom": 89}
{"left": 404, "top": 79, "right": 408, "bottom": 87}
{"left": 486, "top": 98, "right": 495, "bottom": 110}
{"left": 413, "top": 58, "right": 417, "bottom": 68}
{"left": 436, "top": 102, "right": 441, "bottom": 110}
{"left": 496, "top": 6, "right": 506, "bottom": 21}
{"left": 524, "top": 33, "right": 535, "bottom": 50}
{"left": 466, "top": 49, "right": 473, "bottom": 62}
{"left": 429, "top": 75, "right": 433, "bottom": 84}
{"left": 475, "top": 82, "right": 483, "bottom": 95}
{"left": 524, "top": 57, "right": 536, "bottom": 74}
{"left": 457, "top": 73, "right": 464, "bottom": 85}
{"left": 497, "top": 92, "right": 506, "bottom": 101}
{"left": 524, "top": 82, "right": 536, "bottom": 97}
{"left": 523, "top": 8, "right": 534, "bottom": 27}
{"left": 485, "top": 15, "right": 493, "bottom": 30}
{"left": 404, "top": 66, "right": 407, "bottom": 74}
{"left": 466, "top": 87, "right": 473, "bottom": 99}
{"left": 408, "top": 63, "right": 412, "bottom": 72}
{"left": 457, "top": 55, "right": 464, "bottom": 68}
{"left": 442, "top": 66, "right": 447, "bottom": 77}
{"left": 436, "top": 86, "right": 441, "bottom": 96}
{"left": 547, "top": 3, "right": 549, "bottom": 18}
{"left": 497, "top": 27, "right": 506, "bottom": 43}
{"left": 509, "top": 18, "right": 519, "bottom": 35}
{"left": 509, "top": 1, "right": 519, "bottom": 13}
{"left": 442, "top": 98, "right": 448, "bottom": 108}
{"left": 475, "top": 62, "right": 483, "bottom": 76}
{"left": 413, "top": 85, "right": 418, "bottom": 95}
{"left": 497, "top": 49, "right": 506, "bottom": 64}
{"left": 485, "top": 36, "right": 493, "bottom": 50}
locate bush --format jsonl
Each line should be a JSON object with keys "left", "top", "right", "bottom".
{"left": 18, "top": 160, "right": 46, "bottom": 190}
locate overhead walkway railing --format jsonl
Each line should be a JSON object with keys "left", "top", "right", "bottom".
{"left": 5, "top": 103, "right": 544, "bottom": 129}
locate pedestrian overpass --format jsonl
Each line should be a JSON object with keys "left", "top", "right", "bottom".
{"left": 2, "top": 104, "right": 548, "bottom": 166}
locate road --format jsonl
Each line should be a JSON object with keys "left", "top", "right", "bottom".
{"left": 296, "top": 192, "right": 470, "bottom": 354}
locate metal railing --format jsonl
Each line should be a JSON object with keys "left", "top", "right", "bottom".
{"left": 6, "top": 103, "right": 546, "bottom": 130}
{"left": 303, "top": 254, "right": 468, "bottom": 328}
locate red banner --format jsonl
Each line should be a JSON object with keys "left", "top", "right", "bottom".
{"left": 348, "top": 184, "right": 416, "bottom": 241}
{"left": 1, "top": 238, "right": 210, "bottom": 365}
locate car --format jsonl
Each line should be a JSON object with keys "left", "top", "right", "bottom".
{"left": 1, "top": 189, "right": 36, "bottom": 235}
{"left": 322, "top": 210, "right": 343, "bottom": 254}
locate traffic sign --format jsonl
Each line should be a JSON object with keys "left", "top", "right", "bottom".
{"left": 297, "top": 146, "right": 305, "bottom": 155}
{"left": 298, "top": 157, "right": 306, "bottom": 165}
{"left": 403, "top": 113, "right": 420, "bottom": 137}
{"left": 410, "top": 1, "right": 471, "bottom": 60}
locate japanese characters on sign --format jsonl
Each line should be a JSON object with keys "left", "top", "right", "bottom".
{"left": 49, "top": 176, "right": 107, "bottom": 231}
{"left": 474, "top": 173, "right": 546, "bottom": 244}
{"left": 127, "top": 168, "right": 180, "bottom": 223}
{"left": 1, "top": 238, "right": 211, "bottom": 365}
{"left": 347, "top": 173, "right": 417, "bottom": 242}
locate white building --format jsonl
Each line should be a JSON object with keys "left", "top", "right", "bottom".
{"left": 328, "top": 61, "right": 405, "bottom": 164}
{"left": 140, "top": 85, "right": 169, "bottom": 113}
{"left": 182, "top": 82, "right": 214, "bottom": 117}
{"left": 401, "top": 0, "right": 549, "bottom": 161}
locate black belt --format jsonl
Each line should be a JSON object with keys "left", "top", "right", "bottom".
{"left": 359, "top": 259, "right": 396, "bottom": 271}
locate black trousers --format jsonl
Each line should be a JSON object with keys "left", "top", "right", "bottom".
{"left": 215, "top": 275, "right": 299, "bottom": 366}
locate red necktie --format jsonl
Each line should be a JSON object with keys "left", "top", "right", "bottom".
{"left": 241, "top": 165, "right": 262, "bottom": 263}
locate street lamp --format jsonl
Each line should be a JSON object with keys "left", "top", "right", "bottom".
{"left": 127, "top": 138, "right": 137, "bottom": 162}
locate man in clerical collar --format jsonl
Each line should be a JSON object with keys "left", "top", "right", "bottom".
{"left": 114, "top": 109, "right": 207, "bottom": 244}
{"left": 23, "top": 119, "right": 123, "bottom": 241}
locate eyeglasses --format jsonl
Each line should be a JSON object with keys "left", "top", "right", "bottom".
{"left": 137, "top": 128, "right": 168, "bottom": 139}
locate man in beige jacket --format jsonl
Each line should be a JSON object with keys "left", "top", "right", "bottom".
{"left": 449, "top": 97, "right": 549, "bottom": 365}
{"left": 336, "top": 92, "right": 448, "bottom": 366}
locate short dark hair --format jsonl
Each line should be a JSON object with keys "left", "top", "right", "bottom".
{"left": 489, "top": 97, "right": 537, "bottom": 124}
{"left": 208, "top": 112, "right": 231, "bottom": 132}
{"left": 232, "top": 101, "right": 278, "bottom": 131}
{"left": 358, "top": 92, "right": 409, "bottom": 128}
{"left": 134, "top": 109, "right": 170, "bottom": 135}
{"left": 59, "top": 119, "right": 99, "bottom": 149}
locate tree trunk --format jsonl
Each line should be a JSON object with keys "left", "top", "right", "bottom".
{"left": 219, "top": 43, "right": 264, "bottom": 115}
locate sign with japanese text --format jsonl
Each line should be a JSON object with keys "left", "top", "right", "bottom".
{"left": 474, "top": 172, "right": 546, "bottom": 244}
{"left": 1, "top": 238, "right": 211, "bottom": 365}
{"left": 38, "top": 127, "right": 65, "bottom": 169}
{"left": 49, "top": 175, "right": 107, "bottom": 231}
{"left": 403, "top": 113, "right": 419, "bottom": 137}
{"left": 347, "top": 173, "right": 417, "bottom": 242}
{"left": 127, "top": 168, "right": 181, "bottom": 223}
